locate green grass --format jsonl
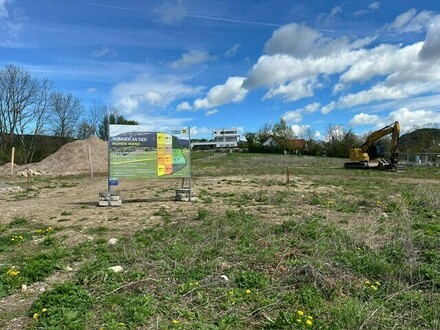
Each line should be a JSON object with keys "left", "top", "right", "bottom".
{"left": 0, "top": 153, "right": 439, "bottom": 329}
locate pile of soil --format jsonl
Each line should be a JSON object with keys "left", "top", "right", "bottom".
{"left": 0, "top": 136, "right": 108, "bottom": 176}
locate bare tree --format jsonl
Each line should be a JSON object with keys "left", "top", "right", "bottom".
{"left": 87, "top": 101, "right": 108, "bottom": 136}
{"left": 257, "top": 122, "right": 273, "bottom": 144}
{"left": 76, "top": 121, "right": 95, "bottom": 139}
{"left": 0, "top": 64, "right": 53, "bottom": 163}
{"left": 49, "top": 91, "right": 83, "bottom": 140}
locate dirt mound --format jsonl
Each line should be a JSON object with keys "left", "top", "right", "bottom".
{"left": 3, "top": 137, "right": 108, "bottom": 176}
{"left": 33, "top": 136, "right": 108, "bottom": 175}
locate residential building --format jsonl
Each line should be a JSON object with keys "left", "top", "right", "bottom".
{"left": 191, "top": 128, "right": 240, "bottom": 149}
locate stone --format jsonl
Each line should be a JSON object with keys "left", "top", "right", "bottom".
{"left": 108, "top": 265, "right": 124, "bottom": 273}
{"left": 108, "top": 238, "right": 118, "bottom": 245}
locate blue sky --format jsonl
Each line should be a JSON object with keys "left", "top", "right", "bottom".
{"left": 1, "top": 0, "right": 440, "bottom": 139}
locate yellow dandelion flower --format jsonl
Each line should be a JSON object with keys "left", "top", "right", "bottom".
{"left": 42, "top": 308, "right": 47, "bottom": 313}
{"left": 245, "top": 289, "right": 251, "bottom": 294}
{"left": 172, "top": 319, "right": 179, "bottom": 324}
{"left": 365, "top": 280, "right": 371, "bottom": 285}
{"left": 375, "top": 281, "right": 381, "bottom": 286}
{"left": 297, "top": 319, "right": 302, "bottom": 323}
{"left": 7, "top": 269, "right": 20, "bottom": 276}
{"left": 35, "top": 229, "right": 42, "bottom": 234}
{"left": 308, "top": 315, "right": 313, "bottom": 320}
{"left": 297, "top": 310, "right": 304, "bottom": 316}
{"left": 306, "top": 319, "right": 313, "bottom": 326}
{"left": 33, "top": 313, "right": 39, "bottom": 319}
{"left": 370, "top": 285, "right": 378, "bottom": 291}
{"left": 195, "top": 282, "right": 199, "bottom": 286}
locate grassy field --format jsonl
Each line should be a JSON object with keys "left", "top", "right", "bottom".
{"left": 0, "top": 152, "right": 439, "bottom": 329}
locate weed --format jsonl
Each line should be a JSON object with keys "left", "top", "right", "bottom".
{"left": 30, "top": 282, "right": 93, "bottom": 329}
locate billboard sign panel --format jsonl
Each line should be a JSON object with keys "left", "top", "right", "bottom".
{"left": 109, "top": 125, "right": 190, "bottom": 179}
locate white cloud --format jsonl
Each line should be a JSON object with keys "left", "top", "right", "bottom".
{"left": 176, "top": 101, "right": 192, "bottom": 111}
{"left": 381, "top": 107, "right": 440, "bottom": 131}
{"left": 388, "top": 8, "right": 417, "bottom": 30}
{"left": 321, "top": 101, "right": 336, "bottom": 114}
{"left": 112, "top": 73, "right": 202, "bottom": 113}
{"left": 303, "top": 102, "right": 321, "bottom": 113}
{"left": 190, "top": 126, "right": 212, "bottom": 137}
{"left": 120, "top": 115, "right": 190, "bottom": 131}
{"left": 225, "top": 43, "right": 240, "bottom": 58}
{"left": 387, "top": 9, "right": 436, "bottom": 33}
{"left": 282, "top": 110, "right": 302, "bottom": 124}
{"left": 205, "top": 109, "right": 218, "bottom": 116}
{"left": 263, "top": 23, "right": 363, "bottom": 58}
{"left": 91, "top": 46, "right": 116, "bottom": 58}
{"left": 419, "top": 16, "right": 440, "bottom": 60}
{"left": 369, "top": 2, "right": 380, "bottom": 10}
{"left": 281, "top": 102, "right": 321, "bottom": 125}
{"left": 86, "top": 87, "right": 97, "bottom": 93}
{"left": 349, "top": 113, "right": 380, "bottom": 126}
{"left": 263, "top": 78, "right": 317, "bottom": 102}
{"left": 349, "top": 107, "right": 440, "bottom": 133}
{"left": 171, "top": 50, "right": 214, "bottom": 69}
{"left": 193, "top": 76, "right": 247, "bottom": 110}
{"left": 290, "top": 124, "right": 311, "bottom": 137}
{"left": 154, "top": 0, "right": 186, "bottom": 25}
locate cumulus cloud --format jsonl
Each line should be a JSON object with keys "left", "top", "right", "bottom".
{"left": 193, "top": 77, "right": 247, "bottom": 110}
{"left": 172, "top": 50, "right": 214, "bottom": 69}
{"left": 187, "top": 11, "right": 440, "bottom": 115}
{"left": 282, "top": 102, "right": 321, "bottom": 124}
{"left": 154, "top": 0, "right": 186, "bottom": 25}
{"left": 349, "top": 113, "right": 380, "bottom": 126}
{"left": 350, "top": 107, "right": 440, "bottom": 132}
{"left": 112, "top": 74, "right": 202, "bottom": 113}
{"left": 382, "top": 107, "right": 440, "bottom": 131}
{"left": 176, "top": 101, "right": 192, "bottom": 111}
{"left": 419, "top": 16, "right": 440, "bottom": 60}
{"left": 282, "top": 110, "right": 302, "bottom": 124}
{"left": 86, "top": 87, "right": 98, "bottom": 93}
{"left": 263, "top": 23, "right": 368, "bottom": 58}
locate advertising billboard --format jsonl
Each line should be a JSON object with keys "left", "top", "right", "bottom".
{"left": 109, "top": 125, "right": 190, "bottom": 179}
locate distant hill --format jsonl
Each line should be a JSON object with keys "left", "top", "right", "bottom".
{"left": 399, "top": 128, "right": 440, "bottom": 153}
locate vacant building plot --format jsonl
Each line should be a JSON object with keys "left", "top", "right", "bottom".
{"left": 0, "top": 150, "right": 439, "bottom": 329}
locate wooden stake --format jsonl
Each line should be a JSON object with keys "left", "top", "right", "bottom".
{"left": 10, "top": 147, "right": 15, "bottom": 177}
{"left": 286, "top": 167, "right": 290, "bottom": 184}
{"left": 88, "top": 145, "right": 94, "bottom": 178}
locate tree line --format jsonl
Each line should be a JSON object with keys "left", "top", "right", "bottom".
{"left": 244, "top": 118, "right": 363, "bottom": 158}
{"left": 0, "top": 64, "right": 137, "bottom": 165}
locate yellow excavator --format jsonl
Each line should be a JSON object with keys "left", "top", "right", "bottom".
{"left": 345, "top": 121, "right": 400, "bottom": 170}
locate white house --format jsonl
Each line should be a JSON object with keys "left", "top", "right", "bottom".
{"left": 191, "top": 128, "right": 240, "bottom": 149}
